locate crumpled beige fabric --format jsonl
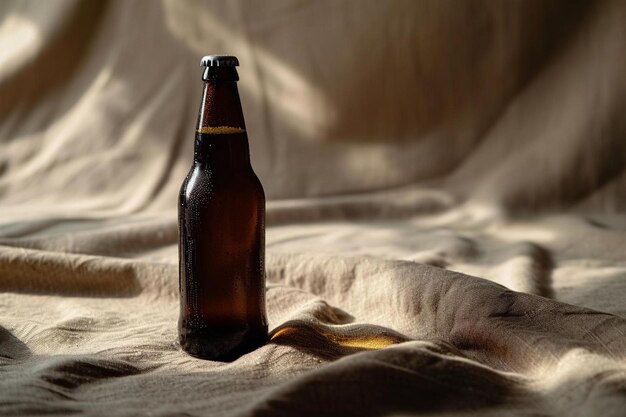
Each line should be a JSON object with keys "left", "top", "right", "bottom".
{"left": 1, "top": 0, "right": 626, "bottom": 416}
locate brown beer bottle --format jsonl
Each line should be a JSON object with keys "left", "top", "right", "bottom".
{"left": 178, "top": 55, "right": 267, "bottom": 361}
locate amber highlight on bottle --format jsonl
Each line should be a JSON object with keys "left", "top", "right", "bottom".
{"left": 178, "top": 55, "right": 267, "bottom": 361}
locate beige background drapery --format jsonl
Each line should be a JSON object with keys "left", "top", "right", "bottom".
{"left": 1, "top": 1, "right": 625, "bottom": 415}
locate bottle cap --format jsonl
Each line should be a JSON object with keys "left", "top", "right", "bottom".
{"left": 200, "top": 55, "right": 239, "bottom": 67}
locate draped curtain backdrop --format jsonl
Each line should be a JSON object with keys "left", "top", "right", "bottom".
{"left": 1, "top": 1, "right": 625, "bottom": 416}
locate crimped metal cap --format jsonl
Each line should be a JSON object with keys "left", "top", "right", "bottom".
{"left": 200, "top": 55, "right": 239, "bottom": 67}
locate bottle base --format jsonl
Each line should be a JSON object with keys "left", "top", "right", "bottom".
{"left": 179, "top": 324, "right": 268, "bottom": 362}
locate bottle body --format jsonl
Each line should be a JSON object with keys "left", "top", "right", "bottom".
{"left": 179, "top": 132, "right": 267, "bottom": 360}
{"left": 178, "top": 57, "right": 267, "bottom": 361}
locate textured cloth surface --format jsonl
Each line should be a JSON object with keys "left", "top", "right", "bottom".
{"left": 1, "top": 1, "right": 626, "bottom": 416}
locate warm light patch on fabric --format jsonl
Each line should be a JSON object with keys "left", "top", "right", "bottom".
{"left": 334, "top": 335, "right": 399, "bottom": 350}
{"left": 197, "top": 126, "right": 246, "bottom": 134}
{"left": 270, "top": 325, "right": 402, "bottom": 350}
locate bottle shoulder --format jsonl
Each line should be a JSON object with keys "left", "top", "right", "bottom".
{"left": 179, "top": 166, "right": 208, "bottom": 205}
{"left": 249, "top": 169, "right": 266, "bottom": 201}
{"left": 179, "top": 164, "right": 265, "bottom": 204}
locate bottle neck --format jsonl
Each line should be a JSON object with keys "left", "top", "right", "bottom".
{"left": 196, "top": 67, "right": 246, "bottom": 132}
{"left": 194, "top": 67, "right": 250, "bottom": 167}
